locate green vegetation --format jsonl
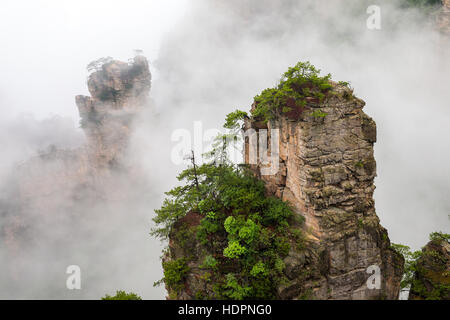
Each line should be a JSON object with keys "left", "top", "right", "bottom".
{"left": 200, "top": 255, "right": 219, "bottom": 270}
{"left": 401, "top": 0, "right": 442, "bottom": 8}
{"left": 391, "top": 232, "right": 450, "bottom": 300}
{"left": 400, "top": 0, "right": 443, "bottom": 15}
{"left": 152, "top": 111, "right": 306, "bottom": 299}
{"left": 390, "top": 243, "right": 422, "bottom": 290}
{"left": 101, "top": 290, "right": 142, "bottom": 300}
{"left": 338, "top": 81, "right": 351, "bottom": 87}
{"left": 222, "top": 274, "right": 252, "bottom": 300}
{"left": 252, "top": 61, "right": 332, "bottom": 122}
{"left": 310, "top": 109, "right": 328, "bottom": 119}
{"left": 355, "top": 161, "right": 364, "bottom": 168}
{"left": 202, "top": 110, "right": 247, "bottom": 166}
{"left": 223, "top": 240, "right": 247, "bottom": 259}
{"left": 224, "top": 110, "right": 248, "bottom": 129}
{"left": 429, "top": 232, "right": 450, "bottom": 244}
{"left": 357, "top": 218, "right": 364, "bottom": 229}
{"left": 152, "top": 161, "right": 305, "bottom": 299}
{"left": 162, "top": 258, "right": 190, "bottom": 292}
{"left": 151, "top": 61, "right": 349, "bottom": 299}
{"left": 222, "top": 61, "right": 354, "bottom": 134}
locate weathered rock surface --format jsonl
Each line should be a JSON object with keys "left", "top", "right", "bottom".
{"left": 2, "top": 56, "right": 151, "bottom": 258}
{"left": 409, "top": 237, "right": 450, "bottom": 300}
{"left": 241, "top": 83, "right": 404, "bottom": 300}
{"left": 437, "top": 0, "right": 450, "bottom": 36}
{"left": 165, "top": 82, "right": 403, "bottom": 300}
{"left": 76, "top": 55, "right": 151, "bottom": 171}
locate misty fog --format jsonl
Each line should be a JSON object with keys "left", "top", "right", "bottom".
{"left": 0, "top": 0, "right": 449, "bottom": 299}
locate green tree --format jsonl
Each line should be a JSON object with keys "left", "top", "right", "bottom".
{"left": 152, "top": 160, "right": 302, "bottom": 299}
{"left": 162, "top": 258, "right": 190, "bottom": 291}
{"left": 101, "top": 290, "right": 142, "bottom": 300}
{"left": 252, "top": 61, "right": 332, "bottom": 122}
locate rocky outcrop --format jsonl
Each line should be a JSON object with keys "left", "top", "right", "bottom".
{"left": 2, "top": 56, "right": 151, "bottom": 259}
{"left": 437, "top": 0, "right": 450, "bottom": 36}
{"left": 164, "top": 79, "right": 403, "bottom": 300}
{"left": 242, "top": 83, "right": 403, "bottom": 300}
{"left": 409, "top": 236, "right": 450, "bottom": 300}
{"left": 16, "top": 56, "right": 151, "bottom": 204}
{"left": 76, "top": 55, "right": 151, "bottom": 171}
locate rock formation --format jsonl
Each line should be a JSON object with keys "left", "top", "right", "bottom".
{"left": 243, "top": 82, "right": 403, "bottom": 300}
{"left": 164, "top": 79, "right": 404, "bottom": 300}
{"left": 409, "top": 235, "right": 450, "bottom": 300}
{"left": 76, "top": 55, "right": 151, "bottom": 171}
{"left": 2, "top": 56, "right": 151, "bottom": 265}
{"left": 437, "top": 0, "right": 450, "bottom": 36}
{"left": 15, "top": 56, "right": 150, "bottom": 208}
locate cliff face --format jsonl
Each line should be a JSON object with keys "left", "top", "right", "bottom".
{"left": 3, "top": 56, "right": 151, "bottom": 259}
{"left": 76, "top": 55, "right": 151, "bottom": 171}
{"left": 243, "top": 83, "right": 403, "bottom": 300}
{"left": 409, "top": 237, "right": 450, "bottom": 300}
{"left": 16, "top": 56, "right": 151, "bottom": 204}
{"left": 164, "top": 79, "right": 403, "bottom": 300}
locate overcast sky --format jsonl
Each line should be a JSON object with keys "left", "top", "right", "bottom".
{"left": 0, "top": 0, "right": 188, "bottom": 121}
{"left": 0, "top": 0, "right": 449, "bottom": 299}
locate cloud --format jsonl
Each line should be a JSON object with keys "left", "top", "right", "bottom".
{"left": 0, "top": 0, "right": 449, "bottom": 299}
{"left": 153, "top": 0, "right": 450, "bottom": 250}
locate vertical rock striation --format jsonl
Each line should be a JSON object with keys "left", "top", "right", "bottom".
{"left": 244, "top": 82, "right": 403, "bottom": 299}
{"left": 76, "top": 55, "right": 151, "bottom": 171}
{"left": 163, "top": 75, "right": 403, "bottom": 300}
